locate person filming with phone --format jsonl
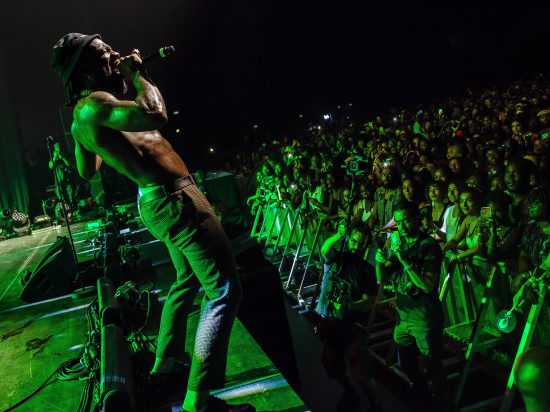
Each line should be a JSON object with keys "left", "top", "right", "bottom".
{"left": 375, "top": 200, "right": 448, "bottom": 409}
{"left": 478, "top": 191, "right": 521, "bottom": 268}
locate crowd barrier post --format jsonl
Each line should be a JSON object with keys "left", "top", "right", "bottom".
{"left": 266, "top": 205, "right": 291, "bottom": 260}
{"left": 263, "top": 204, "right": 282, "bottom": 246}
{"left": 499, "top": 285, "right": 548, "bottom": 412}
{"left": 254, "top": 203, "right": 272, "bottom": 241}
{"left": 250, "top": 202, "right": 265, "bottom": 238}
{"left": 439, "top": 260, "right": 460, "bottom": 326}
{"left": 296, "top": 213, "right": 324, "bottom": 306}
{"left": 284, "top": 211, "right": 309, "bottom": 292}
{"left": 278, "top": 208, "right": 302, "bottom": 274}
{"left": 440, "top": 256, "right": 477, "bottom": 327}
{"left": 451, "top": 263, "right": 506, "bottom": 410}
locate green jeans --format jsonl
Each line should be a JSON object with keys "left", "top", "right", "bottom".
{"left": 138, "top": 183, "right": 242, "bottom": 391}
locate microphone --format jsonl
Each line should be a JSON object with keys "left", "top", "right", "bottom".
{"left": 142, "top": 46, "right": 175, "bottom": 64}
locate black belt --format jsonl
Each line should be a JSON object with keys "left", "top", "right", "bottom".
{"left": 138, "top": 175, "right": 195, "bottom": 204}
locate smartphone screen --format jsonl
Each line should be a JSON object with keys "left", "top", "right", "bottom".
{"left": 480, "top": 207, "right": 492, "bottom": 222}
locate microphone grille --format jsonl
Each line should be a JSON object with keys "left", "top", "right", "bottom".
{"left": 159, "top": 46, "right": 175, "bottom": 58}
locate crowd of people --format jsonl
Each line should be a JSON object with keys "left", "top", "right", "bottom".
{"left": 239, "top": 74, "right": 550, "bottom": 411}
{"left": 244, "top": 73, "right": 550, "bottom": 294}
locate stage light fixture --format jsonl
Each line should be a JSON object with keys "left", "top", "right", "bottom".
{"left": 12, "top": 209, "right": 30, "bottom": 235}
{"left": 12, "top": 210, "right": 29, "bottom": 226}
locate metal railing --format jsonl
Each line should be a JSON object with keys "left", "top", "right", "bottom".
{"left": 251, "top": 201, "right": 330, "bottom": 308}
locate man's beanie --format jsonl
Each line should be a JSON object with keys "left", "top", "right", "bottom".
{"left": 51, "top": 33, "right": 101, "bottom": 104}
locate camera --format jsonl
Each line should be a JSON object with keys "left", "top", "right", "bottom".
{"left": 401, "top": 281, "right": 421, "bottom": 299}
{"left": 326, "top": 281, "right": 352, "bottom": 315}
{"left": 341, "top": 155, "right": 369, "bottom": 176}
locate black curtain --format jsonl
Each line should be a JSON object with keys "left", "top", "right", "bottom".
{"left": 0, "top": 47, "right": 30, "bottom": 214}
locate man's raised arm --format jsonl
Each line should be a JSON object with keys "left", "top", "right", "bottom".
{"left": 78, "top": 52, "right": 168, "bottom": 132}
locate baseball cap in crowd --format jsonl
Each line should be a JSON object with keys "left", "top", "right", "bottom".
{"left": 536, "top": 109, "right": 550, "bottom": 117}
{"left": 51, "top": 33, "right": 101, "bottom": 104}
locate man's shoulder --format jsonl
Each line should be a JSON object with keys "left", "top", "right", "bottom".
{"left": 418, "top": 233, "right": 437, "bottom": 244}
{"left": 417, "top": 233, "right": 441, "bottom": 252}
{"left": 81, "top": 91, "right": 117, "bottom": 106}
{"left": 73, "top": 91, "right": 116, "bottom": 123}
{"left": 415, "top": 235, "right": 443, "bottom": 265}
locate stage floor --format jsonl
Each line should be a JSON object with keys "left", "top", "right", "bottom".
{"left": 0, "top": 222, "right": 307, "bottom": 412}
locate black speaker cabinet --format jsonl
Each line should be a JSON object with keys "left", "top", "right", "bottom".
{"left": 20, "top": 236, "right": 77, "bottom": 302}
{"left": 235, "top": 242, "right": 301, "bottom": 389}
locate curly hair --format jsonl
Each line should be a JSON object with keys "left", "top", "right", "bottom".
{"left": 528, "top": 186, "right": 550, "bottom": 220}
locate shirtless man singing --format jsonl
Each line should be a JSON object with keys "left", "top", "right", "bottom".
{"left": 51, "top": 33, "right": 254, "bottom": 412}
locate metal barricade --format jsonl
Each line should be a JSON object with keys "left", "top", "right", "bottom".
{"left": 439, "top": 253, "right": 477, "bottom": 327}
{"left": 295, "top": 213, "right": 327, "bottom": 306}
{"left": 268, "top": 205, "right": 299, "bottom": 263}
{"left": 255, "top": 202, "right": 286, "bottom": 246}
{"left": 250, "top": 202, "right": 265, "bottom": 238}
{"left": 283, "top": 209, "right": 311, "bottom": 289}
{"left": 449, "top": 269, "right": 550, "bottom": 412}
{"left": 280, "top": 210, "right": 329, "bottom": 309}
{"left": 441, "top": 256, "right": 510, "bottom": 342}
{"left": 251, "top": 202, "right": 270, "bottom": 240}
{"left": 439, "top": 257, "right": 515, "bottom": 411}
{"left": 499, "top": 285, "right": 548, "bottom": 412}
{"left": 250, "top": 198, "right": 337, "bottom": 310}
{"left": 277, "top": 208, "right": 302, "bottom": 274}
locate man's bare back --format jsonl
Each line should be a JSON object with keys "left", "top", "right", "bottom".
{"left": 71, "top": 102, "right": 189, "bottom": 187}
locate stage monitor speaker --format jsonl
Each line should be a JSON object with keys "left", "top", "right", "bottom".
{"left": 20, "top": 236, "right": 77, "bottom": 303}
{"left": 205, "top": 172, "right": 246, "bottom": 227}
{"left": 236, "top": 241, "right": 301, "bottom": 389}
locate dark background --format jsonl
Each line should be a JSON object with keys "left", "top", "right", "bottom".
{"left": 1, "top": 1, "right": 550, "bottom": 215}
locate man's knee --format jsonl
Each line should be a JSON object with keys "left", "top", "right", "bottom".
{"left": 394, "top": 324, "right": 416, "bottom": 348}
{"left": 217, "top": 271, "right": 243, "bottom": 312}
